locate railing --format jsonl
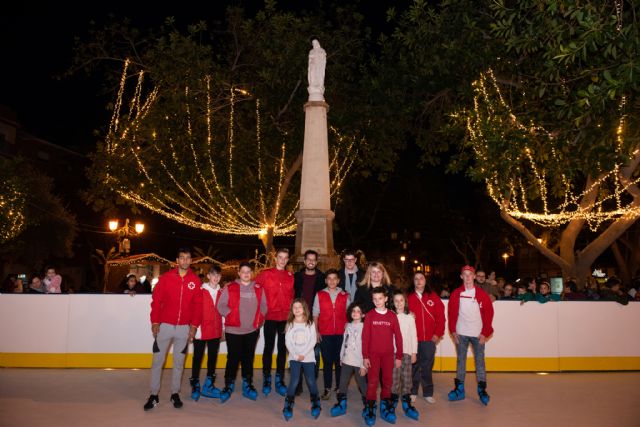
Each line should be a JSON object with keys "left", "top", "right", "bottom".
{"left": 1, "top": 294, "right": 638, "bottom": 370}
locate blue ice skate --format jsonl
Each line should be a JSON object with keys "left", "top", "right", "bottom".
{"left": 401, "top": 394, "right": 419, "bottom": 420}
{"left": 242, "top": 377, "right": 258, "bottom": 400}
{"left": 330, "top": 393, "right": 347, "bottom": 417}
{"left": 380, "top": 399, "right": 396, "bottom": 424}
{"left": 448, "top": 378, "right": 465, "bottom": 401}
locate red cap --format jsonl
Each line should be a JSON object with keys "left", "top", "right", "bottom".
{"left": 460, "top": 265, "right": 475, "bottom": 274}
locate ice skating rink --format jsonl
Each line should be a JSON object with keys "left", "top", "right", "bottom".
{"left": 0, "top": 369, "right": 638, "bottom": 427}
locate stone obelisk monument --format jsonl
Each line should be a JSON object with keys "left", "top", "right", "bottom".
{"left": 294, "top": 39, "right": 337, "bottom": 267}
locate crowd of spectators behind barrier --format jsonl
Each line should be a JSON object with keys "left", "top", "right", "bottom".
{"left": 1, "top": 267, "right": 64, "bottom": 294}
{"left": 430, "top": 269, "right": 638, "bottom": 306}
{"left": 2, "top": 257, "right": 640, "bottom": 305}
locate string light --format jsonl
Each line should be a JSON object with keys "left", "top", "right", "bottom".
{"left": 105, "top": 253, "right": 175, "bottom": 267}
{"left": 105, "top": 62, "right": 360, "bottom": 239}
{"left": 466, "top": 69, "right": 639, "bottom": 230}
{"left": 0, "top": 181, "right": 26, "bottom": 243}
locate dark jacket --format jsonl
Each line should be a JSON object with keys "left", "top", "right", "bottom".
{"left": 121, "top": 281, "right": 147, "bottom": 294}
{"left": 354, "top": 283, "right": 396, "bottom": 313}
{"left": 600, "top": 288, "right": 630, "bottom": 305}
{"left": 294, "top": 268, "right": 325, "bottom": 300}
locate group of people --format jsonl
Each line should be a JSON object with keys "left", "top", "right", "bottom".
{"left": 471, "top": 270, "right": 636, "bottom": 305}
{"left": 2, "top": 268, "right": 62, "bottom": 294}
{"left": 120, "top": 274, "right": 150, "bottom": 295}
{"left": 144, "top": 247, "right": 495, "bottom": 425}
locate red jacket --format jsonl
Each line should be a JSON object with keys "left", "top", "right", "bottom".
{"left": 447, "top": 285, "right": 494, "bottom": 338}
{"left": 408, "top": 291, "right": 445, "bottom": 341}
{"left": 317, "top": 290, "right": 349, "bottom": 335}
{"left": 225, "top": 282, "right": 265, "bottom": 329}
{"left": 255, "top": 267, "right": 294, "bottom": 321}
{"left": 362, "top": 309, "right": 403, "bottom": 360}
{"left": 200, "top": 285, "right": 223, "bottom": 340}
{"left": 150, "top": 268, "right": 203, "bottom": 327}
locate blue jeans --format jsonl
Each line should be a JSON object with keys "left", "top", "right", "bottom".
{"left": 455, "top": 335, "right": 486, "bottom": 383}
{"left": 295, "top": 344, "right": 321, "bottom": 393}
{"left": 287, "top": 360, "right": 319, "bottom": 398}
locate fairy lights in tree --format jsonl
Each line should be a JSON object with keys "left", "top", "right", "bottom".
{"left": 0, "top": 181, "right": 26, "bottom": 243}
{"left": 104, "top": 60, "right": 358, "bottom": 238}
{"left": 466, "top": 69, "right": 640, "bottom": 231}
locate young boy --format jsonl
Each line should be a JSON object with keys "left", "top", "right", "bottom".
{"left": 447, "top": 265, "right": 494, "bottom": 405}
{"left": 255, "top": 248, "right": 294, "bottom": 396}
{"left": 190, "top": 265, "right": 224, "bottom": 401}
{"left": 362, "top": 287, "right": 403, "bottom": 425}
{"left": 313, "top": 269, "right": 350, "bottom": 400}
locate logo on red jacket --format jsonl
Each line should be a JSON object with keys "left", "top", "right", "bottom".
{"left": 188, "top": 281, "right": 196, "bottom": 290}
{"left": 427, "top": 300, "right": 434, "bottom": 307}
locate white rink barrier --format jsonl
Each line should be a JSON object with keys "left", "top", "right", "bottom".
{"left": 1, "top": 294, "right": 638, "bottom": 371}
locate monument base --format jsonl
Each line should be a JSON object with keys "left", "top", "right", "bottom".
{"left": 294, "top": 209, "right": 339, "bottom": 270}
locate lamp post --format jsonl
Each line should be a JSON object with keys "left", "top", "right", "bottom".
{"left": 502, "top": 252, "right": 510, "bottom": 275}
{"left": 108, "top": 219, "right": 145, "bottom": 255}
{"left": 400, "top": 255, "right": 406, "bottom": 280}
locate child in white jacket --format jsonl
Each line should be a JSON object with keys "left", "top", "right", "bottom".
{"left": 391, "top": 291, "right": 419, "bottom": 420}
{"left": 330, "top": 302, "right": 367, "bottom": 417}
{"left": 283, "top": 298, "right": 321, "bottom": 421}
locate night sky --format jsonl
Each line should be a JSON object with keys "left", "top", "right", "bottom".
{"left": 1, "top": 4, "right": 239, "bottom": 151}
{"left": 0, "top": 1, "right": 404, "bottom": 152}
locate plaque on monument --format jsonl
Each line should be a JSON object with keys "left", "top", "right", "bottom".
{"left": 301, "top": 219, "right": 327, "bottom": 254}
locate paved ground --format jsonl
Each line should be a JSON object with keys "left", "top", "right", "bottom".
{"left": 0, "top": 369, "right": 638, "bottom": 427}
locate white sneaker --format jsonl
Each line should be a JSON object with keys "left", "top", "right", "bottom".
{"left": 425, "top": 396, "right": 436, "bottom": 404}
{"left": 410, "top": 394, "right": 417, "bottom": 403}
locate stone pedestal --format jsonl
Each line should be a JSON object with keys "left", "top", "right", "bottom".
{"left": 294, "top": 101, "right": 339, "bottom": 270}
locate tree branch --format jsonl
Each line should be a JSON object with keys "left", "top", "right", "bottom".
{"left": 268, "top": 153, "right": 302, "bottom": 224}
{"left": 499, "top": 204, "right": 570, "bottom": 269}
{"left": 451, "top": 238, "right": 469, "bottom": 265}
{"left": 561, "top": 175, "right": 600, "bottom": 262}
{"left": 581, "top": 206, "right": 640, "bottom": 267}
{"left": 276, "top": 79, "right": 302, "bottom": 120}
{"left": 619, "top": 146, "right": 640, "bottom": 198}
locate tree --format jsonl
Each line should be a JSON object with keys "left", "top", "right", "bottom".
{"left": 462, "top": 0, "right": 640, "bottom": 283}
{"left": 377, "top": 0, "right": 503, "bottom": 167}
{"left": 77, "top": 5, "right": 389, "bottom": 254}
{"left": 610, "top": 222, "right": 640, "bottom": 284}
{"left": 0, "top": 157, "right": 77, "bottom": 271}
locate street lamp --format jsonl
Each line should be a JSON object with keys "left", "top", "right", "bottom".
{"left": 108, "top": 218, "right": 145, "bottom": 255}
{"left": 502, "top": 252, "right": 510, "bottom": 275}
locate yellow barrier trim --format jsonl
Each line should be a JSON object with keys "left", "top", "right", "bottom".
{"left": 2, "top": 353, "right": 639, "bottom": 370}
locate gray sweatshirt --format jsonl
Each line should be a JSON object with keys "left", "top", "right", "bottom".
{"left": 217, "top": 280, "right": 267, "bottom": 335}
{"left": 285, "top": 321, "right": 317, "bottom": 363}
{"left": 340, "top": 322, "right": 364, "bottom": 368}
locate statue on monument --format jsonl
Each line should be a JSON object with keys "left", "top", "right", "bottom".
{"left": 307, "top": 39, "right": 326, "bottom": 101}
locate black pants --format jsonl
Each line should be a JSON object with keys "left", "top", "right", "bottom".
{"left": 411, "top": 340, "right": 436, "bottom": 397}
{"left": 191, "top": 338, "right": 220, "bottom": 379}
{"left": 262, "top": 320, "right": 287, "bottom": 376}
{"left": 225, "top": 330, "right": 259, "bottom": 385}
{"left": 320, "top": 334, "right": 343, "bottom": 390}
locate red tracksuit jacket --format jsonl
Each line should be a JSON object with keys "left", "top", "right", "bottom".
{"left": 150, "top": 268, "right": 203, "bottom": 327}
{"left": 447, "top": 284, "right": 494, "bottom": 337}
{"left": 408, "top": 291, "right": 445, "bottom": 341}
{"left": 255, "top": 267, "right": 294, "bottom": 321}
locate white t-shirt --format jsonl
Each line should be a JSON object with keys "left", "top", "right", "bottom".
{"left": 456, "top": 287, "right": 482, "bottom": 337}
